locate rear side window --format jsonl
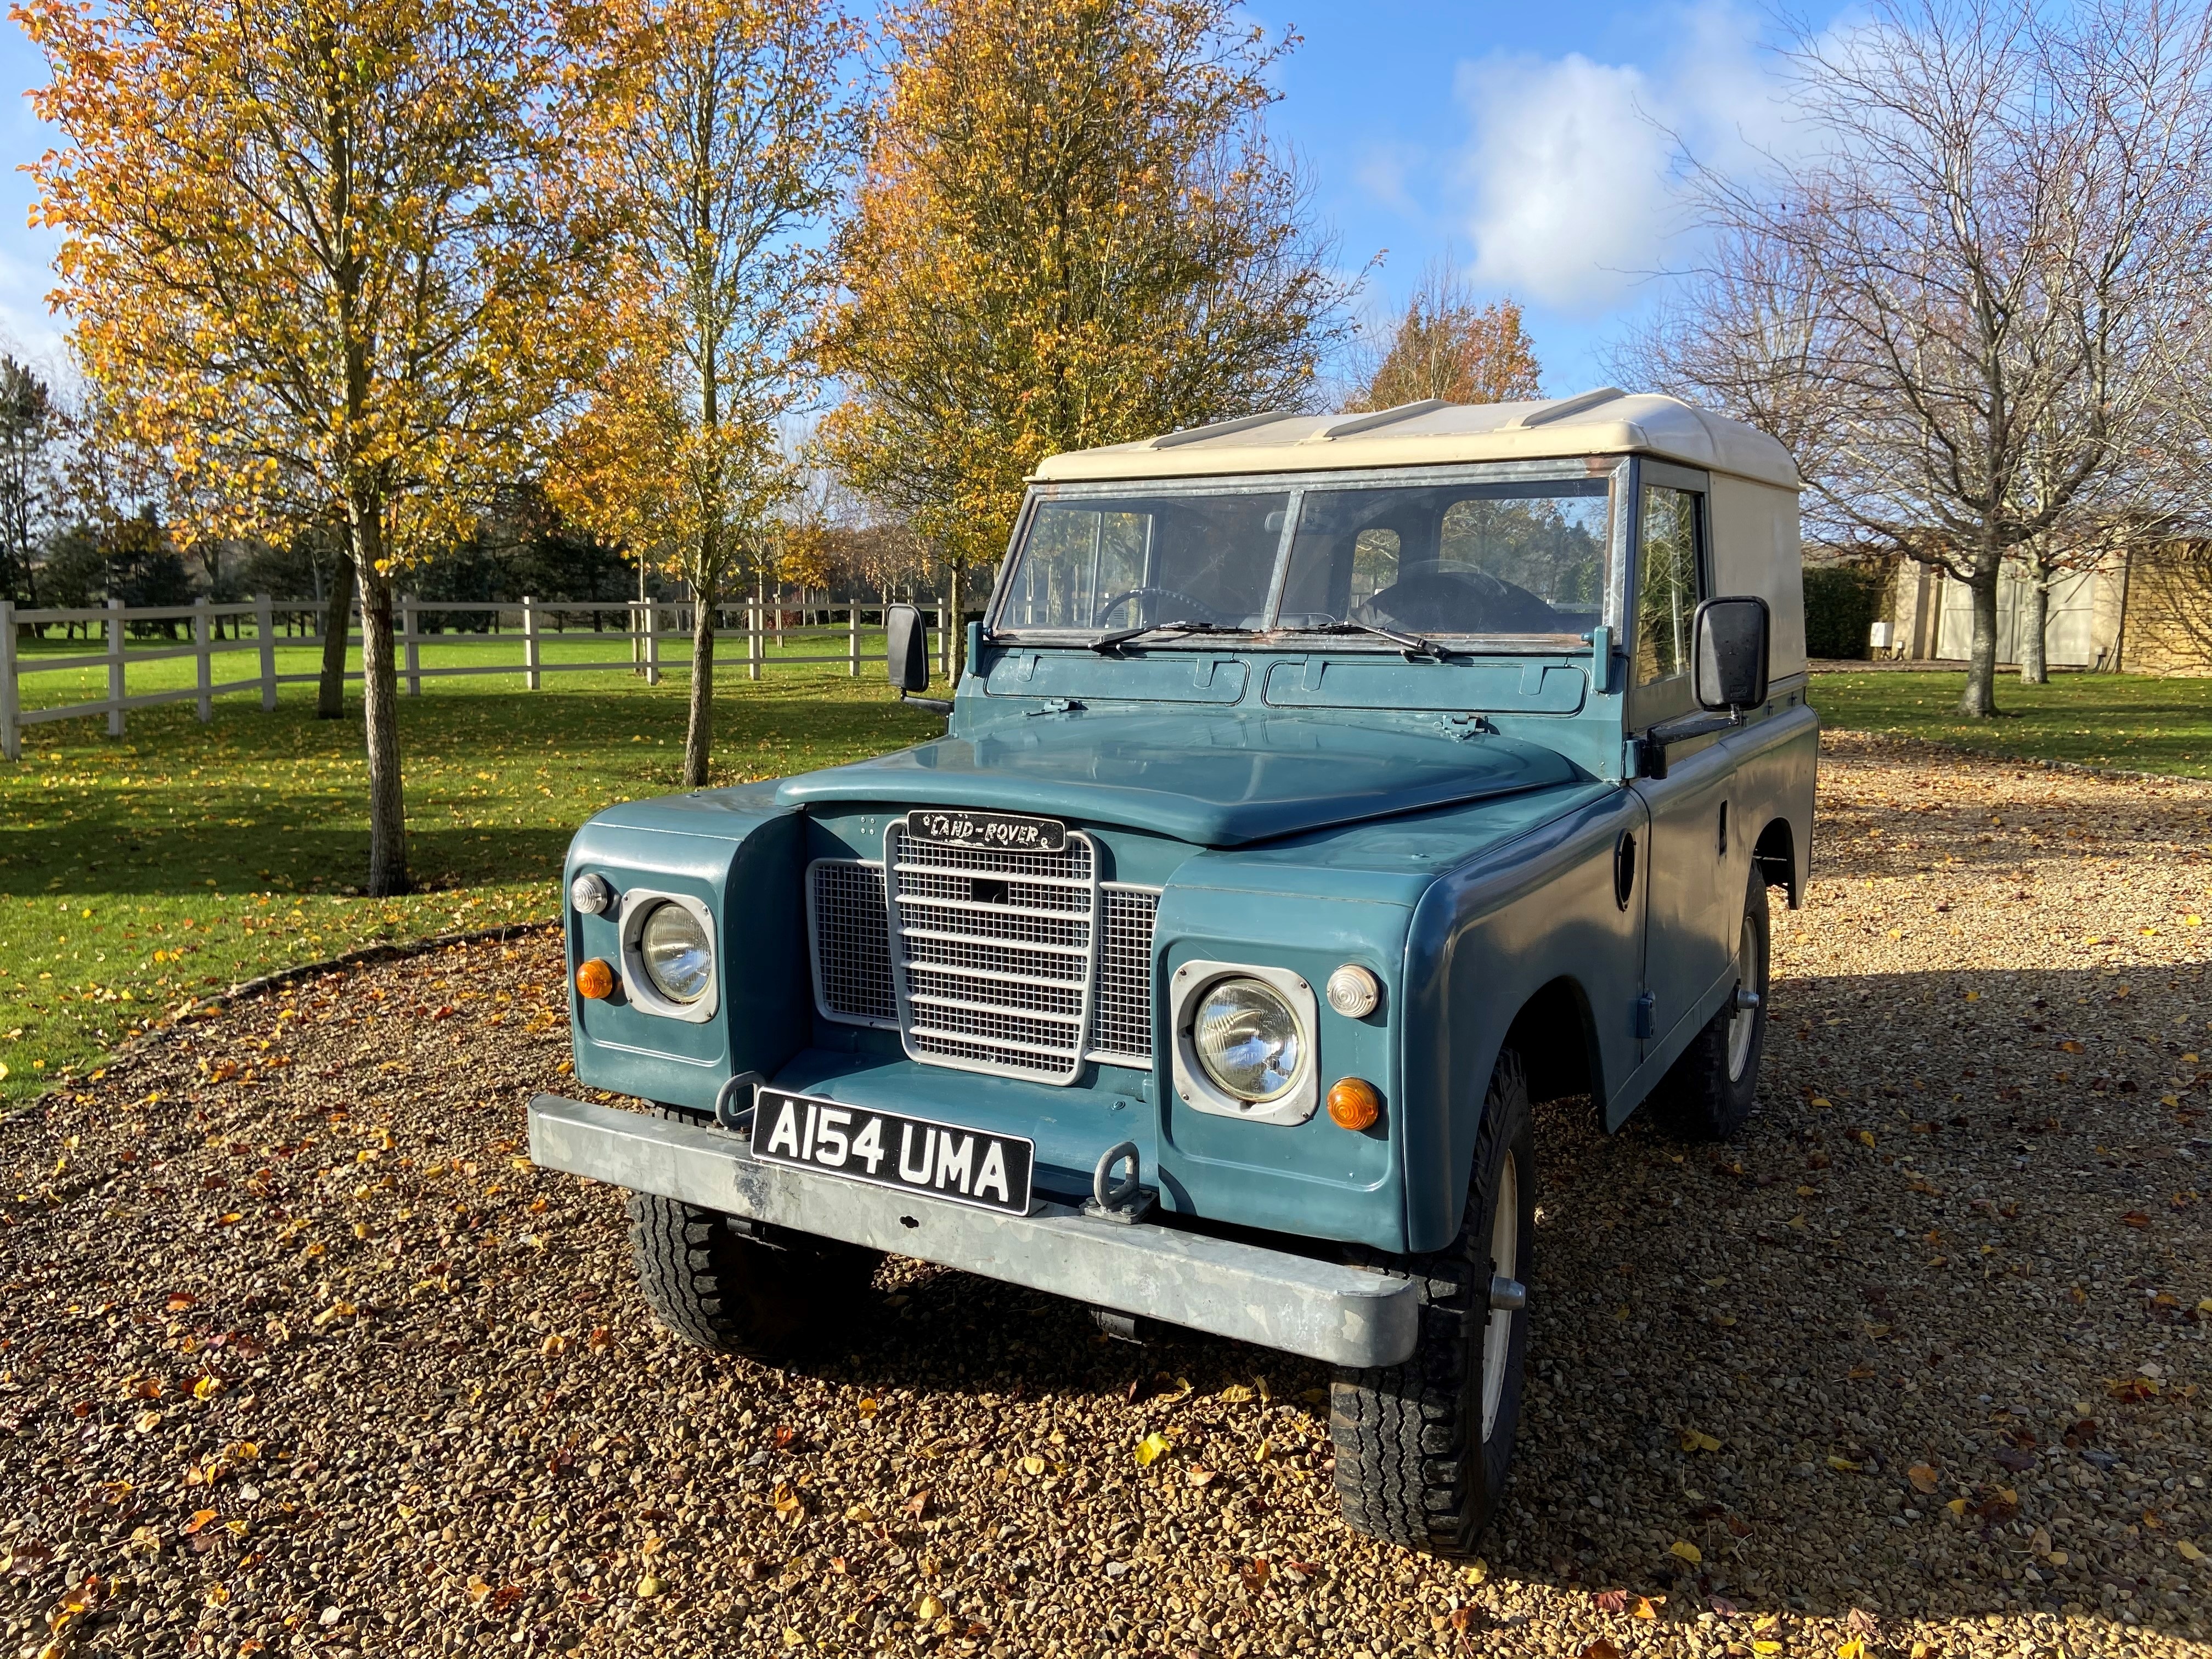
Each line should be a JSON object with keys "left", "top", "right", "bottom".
{"left": 1635, "top": 485, "right": 1703, "bottom": 686}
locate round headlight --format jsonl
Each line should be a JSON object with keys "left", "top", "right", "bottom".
{"left": 1192, "top": 977, "right": 1306, "bottom": 1102}
{"left": 638, "top": 902, "right": 713, "bottom": 1004}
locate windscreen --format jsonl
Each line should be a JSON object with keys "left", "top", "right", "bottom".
{"left": 994, "top": 473, "right": 1610, "bottom": 639}
{"left": 1277, "top": 478, "right": 1609, "bottom": 636}
{"left": 994, "top": 490, "right": 1291, "bottom": 632}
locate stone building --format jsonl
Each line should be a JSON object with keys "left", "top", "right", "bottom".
{"left": 1868, "top": 543, "right": 2212, "bottom": 673}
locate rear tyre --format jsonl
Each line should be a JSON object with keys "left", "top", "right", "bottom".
{"left": 625, "top": 1105, "right": 882, "bottom": 1362}
{"left": 1650, "top": 867, "right": 1772, "bottom": 1141}
{"left": 1329, "top": 1051, "right": 1536, "bottom": 1557}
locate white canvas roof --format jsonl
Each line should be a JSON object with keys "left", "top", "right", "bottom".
{"left": 1030, "top": 389, "right": 1801, "bottom": 492}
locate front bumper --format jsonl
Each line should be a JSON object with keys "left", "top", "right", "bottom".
{"left": 528, "top": 1094, "right": 1420, "bottom": 1368}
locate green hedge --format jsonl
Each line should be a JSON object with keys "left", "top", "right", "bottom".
{"left": 1803, "top": 566, "right": 1888, "bottom": 659}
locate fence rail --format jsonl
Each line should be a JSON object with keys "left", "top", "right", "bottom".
{"left": 0, "top": 595, "right": 951, "bottom": 761}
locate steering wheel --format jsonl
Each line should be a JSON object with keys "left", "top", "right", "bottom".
{"left": 1096, "top": 586, "right": 1222, "bottom": 628}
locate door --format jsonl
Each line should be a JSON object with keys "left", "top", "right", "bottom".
{"left": 1628, "top": 467, "right": 1744, "bottom": 1051}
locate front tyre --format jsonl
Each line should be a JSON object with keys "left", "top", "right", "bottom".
{"left": 1650, "top": 866, "right": 1773, "bottom": 1142}
{"left": 1330, "top": 1051, "right": 1536, "bottom": 1556}
{"left": 625, "top": 1107, "right": 882, "bottom": 1362}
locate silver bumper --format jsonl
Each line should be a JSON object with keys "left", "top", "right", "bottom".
{"left": 527, "top": 1094, "right": 1419, "bottom": 1369}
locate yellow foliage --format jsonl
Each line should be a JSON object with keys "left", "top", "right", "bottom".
{"left": 817, "top": 0, "right": 1357, "bottom": 578}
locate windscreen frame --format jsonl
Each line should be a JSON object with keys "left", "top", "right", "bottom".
{"left": 989, "top": 458, "right": 1630, "bottom": 651}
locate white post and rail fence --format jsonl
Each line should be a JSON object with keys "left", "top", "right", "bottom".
{"left": 0, "top": 596, "right": 953, "bottom": 762}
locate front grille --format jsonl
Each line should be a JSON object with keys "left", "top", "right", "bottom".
{"left": 888, "top": 823, "right": 1097, "bottom": 1081}
{"left": 1088, "top": 886, "right": 1159, "bottom": 1064}
{"left": 808, "top": 859, "right": 896, "bottom": 1027}
{"left": 806, "top": 842, "right": 1161, "bottom": 1079}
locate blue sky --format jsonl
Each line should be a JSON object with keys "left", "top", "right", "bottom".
{"left": 0, "top": 0, "right": 1834, "bottom": 396}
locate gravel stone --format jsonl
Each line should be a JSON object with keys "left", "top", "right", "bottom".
{"left": 2, "top": 728, "right": 2207, "bottom": 1658}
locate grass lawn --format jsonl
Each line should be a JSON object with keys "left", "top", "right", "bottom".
{"left": 0, "top": 643, "right": 938, "bottom": 1105}
{"left": 1808, "top": 670, "right": 2212, "bottom": 780}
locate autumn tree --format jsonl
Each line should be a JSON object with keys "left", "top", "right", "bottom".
{"left": 1351, "top": 263, "right": 1541, "bottom": 411}
{"left": 0, "top": 357, "right": 60, "bottom": 608}
{"left": 21, "top": 0, "right": 605, "bottom": 893}
{"left": 552, "top": 0, "right": 857, "bottom": 787}
{"left": 1622, "top": 0, "right": 2212, "bottom": 716}
{"left": 817, "top": 0, "right": 1355, "bottom": 678}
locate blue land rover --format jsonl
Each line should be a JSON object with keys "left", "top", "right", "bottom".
{"left": 529, "top": 390, "right": 1816, "bottom": 1555}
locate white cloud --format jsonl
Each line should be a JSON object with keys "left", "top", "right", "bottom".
{"left": 1454, "top": 2, "right": 1793, "bottom": 317}
{"left": 1457, "top": 53, "right": 1671, "bottom": 314}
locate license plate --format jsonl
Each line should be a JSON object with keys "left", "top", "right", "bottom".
{"left": 906, "top": 808, "right": 1066, "bottom": 853}
{"left": 748, "top": 1088, "right": 1035, "bottom": 1217}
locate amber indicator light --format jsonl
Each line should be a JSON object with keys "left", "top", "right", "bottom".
{"left": 575, "top": 957, "right": 617, "bottom": 1000}
{"left": 1327, "top": 1077, "right": 1380, "bottom": 1131}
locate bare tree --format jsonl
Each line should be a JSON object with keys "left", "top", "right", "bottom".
{"left": 1621, "top": 0, "right": 2212, "bottom": 715}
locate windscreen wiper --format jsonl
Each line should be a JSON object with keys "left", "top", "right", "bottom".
{"left": 1280, "top": 619, "right": 1444, "bottom": 659}
{"left": 1088, "top": 620, "right": 1247, "bottom": 654}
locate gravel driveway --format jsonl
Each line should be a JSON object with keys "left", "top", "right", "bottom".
{"left": 4, "top": 730, "right": 2208, "bottom": 1659}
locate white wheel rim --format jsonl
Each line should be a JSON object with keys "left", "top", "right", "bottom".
{"left": 1726, "top": 911, "right": 1761, "bottom": 1082}
{"left": 1480, "top": 1150, "right": 1520, "bottom": 1443}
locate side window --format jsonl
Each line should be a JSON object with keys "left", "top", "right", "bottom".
{"left": 1635, "top": 485, "right": 1703, "bottom": 687}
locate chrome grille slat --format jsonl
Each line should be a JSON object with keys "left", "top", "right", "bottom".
{"left": 804, "top": 852, "right": 1162, "bottom": 1076}
{"left": 888, "top": 821, "right": 1098, "bottom": 1082}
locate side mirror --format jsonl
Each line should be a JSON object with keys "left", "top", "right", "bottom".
{"left": 1693, "top": 596, "right": 1770, "bottom": 712}
{"left": 885, "top": 603, "right": 929, "bottom": 693}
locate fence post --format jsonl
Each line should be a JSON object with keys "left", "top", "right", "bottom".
{"left": 748, "top": 600, "right": 762, "bottom": 681}
{"left": 523, "top": 595, "right": 540, "bottom": 690}
{"left": 774, "top": 589, "right": 785, "bottom": 650}
{"left": 937, "top": 605, "right": 950, "bottom": 678}
{"left": 0, "top": 599, "right": 18, "bottom": 761}
{"left": 645, "top": 602, "right": 661, "bottom": 687}
{"left": 193, "top": 597, "right": 213, "bottom": 722}
{"left": 106, "top": 597, "right": 126, "bottom": 737}
{"left": 402, "top": 592, "right": 421, "bottom": 697}
{"left": 848, "top": 603, "right": 859, "bottom": 678}
{"left": 256, "top": 595, "right": 277, "bottom": 709}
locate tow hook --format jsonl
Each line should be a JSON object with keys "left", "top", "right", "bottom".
{"left": 1489, "top": 1275, "right": 1526, "bottom": 1312}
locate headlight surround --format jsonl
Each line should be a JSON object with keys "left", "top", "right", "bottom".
{"left": 638, "top": 900, "right": 713, "bottom": 1005}
{"left": 1192, "top": 975, "right": 1307, "bottom": 1103}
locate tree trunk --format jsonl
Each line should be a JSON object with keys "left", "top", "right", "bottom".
{"left": 949, "top": 561, "right": 965, "bottom": 684}
{"left": 682, "top": 568, "right": 717, "bottom": 788}
{"left": 2019, "top": 566, "right": 2049, "bottom": 685}
{"left": 1957, "top": 561, "right": 2002, "bottom": 717}
{"left": 351, "top": 518, "right": 408, "bottom": 896}
{"left": 317, "top": 550, "right": 354, "bottom": 719}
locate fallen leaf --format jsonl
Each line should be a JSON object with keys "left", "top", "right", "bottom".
{"left": 1218, "top": 1384, "right": 1255, "bottom": 1403}
{"left": 1669, "top": 1540, "right": 1702, "bottom": 1565}
{"left": 916, "top": 1594, "right": 945, "bottom": 1621}
{"left": 2178, "top": 1539, "right": 2206, "bottom": 1564}
{"left": 2121, "top": 1211, "right": 2152, "bottom": 1229}
{"left": 1185, "top": 1466, "right": 1217, "bottom": 1488}
{"left": 635, "top": 1575, "right": 662, "bottom": 1600}
{"left": 904, "top": 1490, "right": 932, "bottom": 1521}
{"left": 465, "top": 1575, "right": 493, "bottom": 1605}
{"left": 1591, "top": 1589, "right": 1628, "bottom": 1613}
{"left": 1582, "top": 1642, "right": 1622, "bottom": 1659}
{"left": 1908, "top": 1464, "right": 1940, "bottom": 1494}
{"left": 1680, "top": 1428, "right": 1722, "bottom": 1453}
{"left": 181, "top": 1510, "right": 218, "bottom": 1536}
{"left": 1133, "top": 1432, "right": 1173, "bottom": 1467}
{"left": 1827, "top": 1454, "right": 1863, "bottom": 1472}
{"left": 1633, "top": 1594, "right": 1664, "bottom": 1618}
